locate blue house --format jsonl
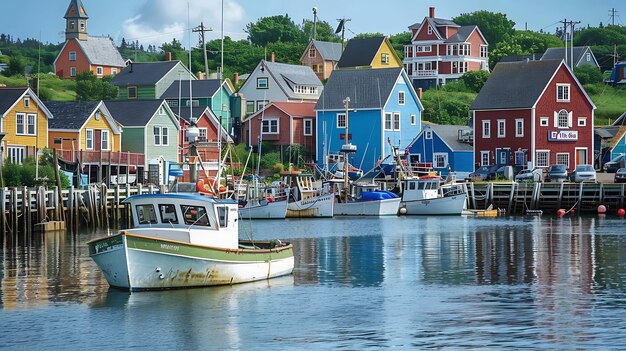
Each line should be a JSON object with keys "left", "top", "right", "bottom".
{"left": 407, "top": 123, "right": 474, "bottom": 177}
{"left": 315, "top": 67, "right": 423, "bottom": 172}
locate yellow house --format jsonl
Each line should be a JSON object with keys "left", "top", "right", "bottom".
{"left": 45, "top": 100, "right": 122, "bottom": 153}
{"left": 336, "top": 37, "right": 402, "bottom": 69}
{"left": 0, "top": 87, "right": 52, "bottom": 163}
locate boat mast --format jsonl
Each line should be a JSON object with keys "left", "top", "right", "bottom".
{"left": 215, "top": 0, "right": 225, "bottom": 188}
{"left": 343, "top": 97, "right": 350, "bottom": 202}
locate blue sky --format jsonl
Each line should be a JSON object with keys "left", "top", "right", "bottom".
{"left": 1, "top": 0, "right": 623, "bottom": 47}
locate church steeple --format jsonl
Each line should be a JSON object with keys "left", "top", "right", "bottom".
{"left": 64, "top": 0, "right": 89, "bottom": 40}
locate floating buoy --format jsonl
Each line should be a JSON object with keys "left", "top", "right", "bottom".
{"left": 557, "top": 209, "right": 566, "bottom": 216}
{"left": 399, "top": 207, "right": 407, "bottom": 215}
{"left": 598, "top": 205, "right": 607, "bottom": 214}
{"left": 618, "top": 208, "right": 625, "bottom": 217}
{"left": 570, "top": 209, "right": 575, "bottom": 215}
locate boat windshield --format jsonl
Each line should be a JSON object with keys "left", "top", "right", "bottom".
{"left": 181, "top": 205, "right": 210, "bottom": 226}
{"left": 159, "top": 204, "right": 179, "bottom": 224}
{"left": 136, "top": 204, "right": 158, "bottom": 224}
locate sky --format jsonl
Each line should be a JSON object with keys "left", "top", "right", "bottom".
{"left": 1, "top": 0, "right": 624, "bottom": 48}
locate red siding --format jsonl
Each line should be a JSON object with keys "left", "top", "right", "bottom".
{"left": 55, "top": 39, "right": 91, "bottom": 78}
{"left": 466, "top": 30, "right": 487, "bottom": 57}
{"left": 473, "top": 109, "right": 533, "bottom": 167}
{"left": 414, "top": 21, "right": 440, "bottom": 41}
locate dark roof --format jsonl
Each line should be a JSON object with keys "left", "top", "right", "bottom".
{"left": 337, "top": 37, "right": 385, "bottom": 68}
{"left": 471, "top": 60, "right": 562, "bottom": 110}
{"left": 311, "top": 40, "right": 343, "bottom": 62}
{"left": 612, "top": 111, "right": 626, "bottom": 126}
{"left": 427, "top": 125, "right": 473, "bottom": 151}
{"left": 499, "top": 54, "right": 541, "bottom": 63}
{"left": 0, "top": 87, "right": 27, "bottom": 115}
{"left": 45, "top": 101, "right": 99, "bottom": 129}
{"left": 174, "top": 106, "right": 209, "bottom": 123}
{"left": 541, "top": 47, "right": 590, "bottom": 65}
{"left": 111, "top": 61, "right": 182, "bottom": 86}
{"left": 315, "top": 68, "right": 402, "bottom": 110}
{"left": 160, "top": 79, "right": 222, "bottom": 99}
{"left": 104, "top": 100, "right": 164, "bottom": 127}
{"left": 444, "top": 26, "right": 477, "bottom": 43}
{"left": 64, "top": 0, "right": 88, "bottom": 19}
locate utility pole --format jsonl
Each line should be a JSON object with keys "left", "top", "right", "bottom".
{"left": 609, "top": 8, "right": 618, "bottom": 26}
{"left": 193, "top": 22, "right": 212, "bottom": 79}
{"left": 312, "top": 7, "right": 318, "bottom": 41}
{"left": 570, "top": 20, "right": 581, "bottom": 68}
{"left": 336, "top": 18, "right": 351, "bottom": 50}
{"left": 561, "top": 19, "right": 568, "bottom": 68}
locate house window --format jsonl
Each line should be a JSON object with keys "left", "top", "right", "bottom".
{"left": 69, "top": 21, "right": 75, "bottom": 30}
{"left": 111, "top": 68, "right": 117, "bottom": 76}
{"left": 482, "top": 120, "right": 490, "bottom": 138}
{"left": 16, "top": 113, "right": 24, "bottom": 134}
{"left": 261, "top": 119, "right": 279, "bottom": 134}
{"left": 427, "top": 25, "right": 433, "bottom": 35}
{"left": 80, "top": 21, "right": 85, "bottom": 31}
{"left": 198, "top": 128, "right": 208, "bottom": 141}
{"left": 70, "top": 67, "right": 76, "bottom": 77}
{"left": 393, "top": 113, "right": 400, "bottom": 131}
{"left": 381, "top": 53, "right": 390, "bottom": 65}
{"left": 398, "top": 91, "right": 405, "bottom": 105}
{"left": 497, "top": 119, "right": 505, "bottom": 138}
{"left": 337, "top": 113, "right": 346, "bottom": 129}
{"left": 7, "top": 146, "right": 25, "bottom": 164}
{"left": 86, "top": 129, "right": 94, "bottom": 149}
{"left": 578, "top": 117, "right": 587, "bottom": 126}
{"left": 384, "top": 113, "right": 392, "bottom": 131}
{"left": 304, "top": 119, "right": 313, "bottom": 136}
{"left": 411, "top": 114, "right": 416, "bottom": 125}
{"left": 556, "top": 153, "right": 570, "bottom": 168}
{"left": 128, "top": 86, "right": 137, "bottom": 99}
{"left": 515, "top": 119, "right": 524, "bottom": 137}
{"left": 256, "top": 77, "right": 268, "bottom": 89}
{"left": 154, "top": 127, "right": 169, "bottom": 146}
{"left": 586, "top": 53, "right": 591, "bottom": 61}
{"left": 101, "top": 130, "right": 110, "bottom": 150}
{"left": 246, "top": 101, "right": 255, "bottom": 115}
{"left": 425, "top": 130, "right": 432, "bottom": 139}
{"left": 540, "top": 117, "right": 549, "bottom": 126}
{"left": 256, "top": 100, "right": 268, "bottom": 111}
{"left": 186, "top": 100, "right": 199, "bottom": 107}
{"left": 434, "top": 153, "right": 448, "bottom": 168}
{"left": 480, "top": 45, "right": 488, "bottom": 58}
{"left": 308, "top": 48, "right": 316, "bottom": 58}
{"left": 23, "top": 97, "right": 30, "bottom": 108}
{"left": 406, "top": 46, "right": 413, "bottom": 58}
{"left": 480, "top": 151, "right": 490, "bottom": 166}
{"left": 97, "top": 66, "right": 103, "bottom": 76}
{"left": 557, "top": 109, "right": 570, "bottom": 128}
{"left": 536, "top": 150, "right": 549, "bottom": 168}
{"left": 69, "top": 51, "right": 77, "bottom": 61}
{"left": 556, "top": 84, "right": 570, "bottom": 102}
{"left": 16, "top": 113, "right": 36, "bottom": 135}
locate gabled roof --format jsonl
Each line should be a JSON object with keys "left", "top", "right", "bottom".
{"left": 45, "top": 100, "right": 99, "bottom": 130}
{"left": 174, "top": 106, "right": 233, "bottom": 143}
{"left": 0, "top": 87, "right": 53, "bottom": 119}
{"left": 309, "top": 40, "right": 343, "bottom": 62}
{"left": 609, "top": 127, "right": 626, "bottom": 150}
{"left": 104, "top": 99, "right": 175, "bottom": 127}
{"left": 160, "top": 79, "right": 223, "bottom": 99}
{"left": 416, "top": 124, "right": 473, "bottom": 151}
{"left": 612, "top": 111, "right": 626, "bottom": 126}
{"left": 471, "top": 60, "right": 564, "bottom": 110}
{"left": 444, "top": 26, "right": 477, "bottom": 43}
{"left": 337, "top": 37, "right": 386, "bottom": 68}
{"left": 75, "top": 37, "right": 125, "bottom": 67}
{"left": 244, "top": 101, "right": 316, "bottom": 123}
{"left": 111, "top": 61, "right": 192, "bottom": 86}
{"left": 541, "top": 46, "right": 597, "bottom": 67}
{"left": 252, "top": 60, "right": 323, "bottom": 100}
{"left": 64, "top": 0, "right": 88, "bottom": 19}
{"left": 314, "top": 68, "right": 403, "bottom": 110}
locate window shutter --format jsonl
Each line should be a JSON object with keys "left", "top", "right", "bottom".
{"left": 553, "top": 111, "right": 558, "bottom": 127}
{"left": 568, "top": 111, "right": 573, "bottom": 128}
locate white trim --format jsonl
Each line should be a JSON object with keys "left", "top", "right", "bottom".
{"left": 433, "top": 152, "right": 448, "bottom": 168}
{"left": 86, "top": 128, "right": 94, "bottom": 150}
{"left": 304, "top": 118, "right": 313, "bottom": 136}
{"left": 578, "top": 117, "right": 587, "bottom": 126}
{"left": 540, "top": 117, "right": 549, "bottom": 126}
{"left": 536, "top": 149, "right": 550, "bottom": 168}
{"left": 574, "top": 147, "right": 589, "bottom": 166}
{"left": 101, "top": 129, "right": 110, "bottom": 150}
{"left": 398, "top": 91, "right": 405, "bottom": 105}
{"left": 336, "top": 113, "right": 346, "bottom": 129}
{"left": 497, "top": 119, "right": 505, "bottom": 138}
{"left": 533, "top": 60, "right": 596, "bottom": 110}
{"left": 556, "top": 83, "right": 570, "bottom": 102}
{"left": 261, "top": 117, "right": 279, "bottom": 134}
{"left": 480, "top": 151, "right": 490, "bottom": 166}
{"left": 482, "top": 120, "right": 490, "bottom": 138}
{"left": 556, "top": 152, "right": 570, "bottom": 168}
{"left": 410, "top": 114, "right": 416, "bottom": 125}
{"left": 515, "top": 118, "right": 524, "bottom": 137}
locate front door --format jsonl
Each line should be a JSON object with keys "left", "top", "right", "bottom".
{"left": 496, "top": 148, "right": 510, "bottom": 166}
{"left": 95, "top": 130, "right": 102, "bottom": 151}
{"left": 576, "top": 148, "right": 588, "bottom": 166}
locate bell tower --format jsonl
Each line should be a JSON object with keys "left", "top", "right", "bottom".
{"left": 64, "top": 0, "right": 89, "bottom": 40}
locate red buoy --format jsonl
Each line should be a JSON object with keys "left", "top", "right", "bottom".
{"left": 557, "top": 209, "right": 566, "bottom": 216}
{"left": 598, "top": 205, "right": 607, "bottom": 214}
{"left": 618, "top": 209, "right": 625, "bottom": 217}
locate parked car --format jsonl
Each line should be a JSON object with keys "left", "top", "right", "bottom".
{"left": 603, "top": 154, "right": 625, "bottom": 173}
{"left": 614, "top": 168, "right": 626, "bottom": 183}
{"left": 515, "top": 168, "right": 543, "bottom": 182}
{"left": 569, "top": 165, "right": 597, "bottom": 182}
{"left": 545, "top": 164, "right": 568, "bottom": 182}
{"left": 496, "top": 165, "right": 524, "bottom": 180}
{"left": 468, "top": 165, "right": 498, "bottom": 181}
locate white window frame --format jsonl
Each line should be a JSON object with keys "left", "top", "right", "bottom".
{"left": 154, "top": 126, "right": 169, "bottom": 146}
{"left": 410, "top": 114, "right": 416, "bottom": 125}
{"left": 556, "top": 153, "right": 570, "bottom": 168}
{"left": 337, "top": 113, "right": 346, "bottom": 129}
{"left": 256, "top": 100, "right": 268, "bottom": 111}
{"left": 578, "top": 117, "right": 587, "bottom": 126}
{"left": 586, "top": 53, "right": 591, "bottom": 61}
{"left": 427, "top": 25, "right": 433, "bottom": 35}
{"left": 555, "top": 109, "right": 572, "bottom": 129}
{"left": 256, "top": 77, "right": 268, "bottom": 89}
{"left": 497, "top": 119, "right": 505, "bottom": 138}
{"left": 261, "top": 118, "right": 279, "bottom": 134}
{"left": 23, "top": 97, "right": 30, "bottom": 108}
{"left": 393, "top": 113, "right": 400, "bottom": 131}
{"left": 381, "top": 53, "right": 390, "bottom": 65}
{"left": 86, "top": 129, "right": 94, "bottom": 150}
{"left": 101, "top": 130, "right": 110, "bottom": 150}
{"left": 425, "top": 130, "right": 432, "bottom": 139}
{"left": 304, "top": 118, "right": 313, "bottom": 136}
{"left": 480, "top": 151, "right": 490, "bottom": 166}
{"left": 308, "top": 48, "right": 316, "bottom": 58}
{"left": 480, "top": 45, "right": 488, "bottom": 58}
{"left": 6, "top": 146, "right": 25, "bottom": 164}
{"left": 70, "top": 67, "right": 76, "bottom": 77}
{"left": 536, "top": 150, "right": 550, "bottom": 168}
{"left": 556, "top": 84, "right": 570, "bottom": 102}
{"left": 384, "top": 113, "right": 392, "bottom": 131}
{"left": 96, "top": 66, "right": 103, "bottom": 76}
{"left": 540, "top": 117, "right": 549, "bottom": 127}
{"left": 482, "top": 120, "right": 490, "bottom": 138}
{"left": 433, "top": 153, "right": 448, "bottom": 168}
{"left": 111, "top": 67, "right": 117, "bottom": 76}
{"left": 515, "top": 118, "right": 524, "bottom": 137}
{"left": 398, "top": 91, "right": 405, "bottom": 105}
{"left": 198, "top": 128, "right": 208, "bottom": 141}
{"left": 69, "top": 51, "right": 76, "bottom": 61}
{"left": 15, "top": 113, "right": 26, "bottom": 135}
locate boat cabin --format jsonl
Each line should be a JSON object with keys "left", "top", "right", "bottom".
{"left": 280, "top": 171, "right": 326, "bottom": 201}
{"left": 403, "top": 178, "right": 441, "bottom": 201}
{"left": 122, "top": 193, "right": 239, "bottom": 249}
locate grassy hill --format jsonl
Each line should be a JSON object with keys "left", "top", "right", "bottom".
{"left": 0, "top": 73, "right": 76, "bottom": 101}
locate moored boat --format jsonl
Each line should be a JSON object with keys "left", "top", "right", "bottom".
{"left": 281, "top": 171, "right": 334, "bottom": 218}
{"left": 88, "top": 193, "right": 294, "bottom": 291}
{"left": 399, "top": 176, "right": 467, "bottom": 215}
{"left": 236, "top": 181, "right": 289, "bottom": 219}
{"left": 329, "top": 180, "right": 401, "bottom": 216}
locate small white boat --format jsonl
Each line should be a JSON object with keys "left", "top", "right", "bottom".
{"left": 88, "top": 193, "right": 294, "bottom": 291}
{"left": 399, "top": 176, "right": 467, "bottom": 215}
{"left": 329, "top": 180, "right": 400, "bottom": 216}
{"left": 237, "top": 182, "right": 289, "bottom": 219}
{"left": 281, "top": 171, "right": 334, "bottom": 218}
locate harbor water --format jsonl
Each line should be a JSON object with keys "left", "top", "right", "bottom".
{"left": 2, "top": 215, "right": 626, "bottom": 350}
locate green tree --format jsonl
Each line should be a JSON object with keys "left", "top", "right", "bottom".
{"left": 453, "top": 11, "right": 515, "bottom": 47}
{"left": 302, "top": 20, "right": 340, "bottom": 42}
{"left": 460, "top": 70, "right": 490, "bottom": 93}
{"left": 513, "top": 30, "right": 563, "bottom": 54}
{"left": 3, "top": 54, "right": 26, "bottom": 76}
{"left": 246, "top": 15, "right": 306, "bottom": 47}
{"left": 75, "top": 71, "right": 118, "bottom": 100}
{"left": 389, "top": 32, "right": 412, "bottom": 59}
{"left": 574, "top": 65, "right": 603, "bottom": 85}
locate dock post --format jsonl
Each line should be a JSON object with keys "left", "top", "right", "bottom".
{"left": 577, "top": 182, "right": 584, "bottom": 213}
{"left": 470, "top": 182, "right": 476, "bottom": 209}
{"left": 507, "top": 183, "right": 515, "bottom": 214}
{"left": 114, "top": 185, "right": 120, "bottom": 224}
{"left": 21, "top": 187, "right": 28, "bottom": 234}
{"left": 68, "top": 186, "right": 74, "bottom": 232}
{"left": 0, "top": 188, "right": 5, "bottom": 236}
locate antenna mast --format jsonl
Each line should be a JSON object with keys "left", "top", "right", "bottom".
{"left": 193, "top": 22, "right": 212, "bottom": 79}
{"left": 336, "top": 18, "right": 351, "bottom": 50}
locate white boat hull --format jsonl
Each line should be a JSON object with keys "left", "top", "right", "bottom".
{"left": 90, "top": 234, "right": 294, "bottom": 291}
{"left": 334, "top": 198, "right": 401, "bottom": 216}
{"left": 286, "top": 194, "right": 334, "bottom": 218}
{"left": 401, "top": 193, "right": 467, "bottom": 215}
{"left": 238, "top": 200, "right": 288, "bottom": 219}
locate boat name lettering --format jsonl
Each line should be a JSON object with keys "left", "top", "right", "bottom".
{"left": 161, "top": 244, "right": 180, "bottom": 251}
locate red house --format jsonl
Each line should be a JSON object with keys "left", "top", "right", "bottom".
{"left": 404, "top": 7, "right": 489, "bottom": 90}
{"left": 242, "top": 102, "right": 317, "bottom": 162}
{"left": 471, "top": 60, "right": 596, "bottom": 172}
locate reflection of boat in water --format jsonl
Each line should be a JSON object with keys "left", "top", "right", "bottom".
{"left": 329, "top": 180, "right": 400, "bottom": 216}
{"left": 236, "top": 181, "right": 289, "bottom": 219}
{"left": 281, "top": 171, "right": 334, "bottom": 218}
{"left": 399, "top": 176, "right": 467, "bottom": 215}
{"left": 88, "top": 193, "right": 294, "bottom": 291}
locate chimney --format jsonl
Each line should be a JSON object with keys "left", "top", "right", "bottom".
{"left": 271, "top": 52, "right": 275, "bottom": 63}
{"left": 417, "top": 88, "right": 423, "bottom": 100}
{"left": 234, "top": 72, "right": 239, "bottom": 85}
{"left": 166, "top": 52, "right": 172, "bottom": 61}
{"left": 429, "top": 7, "right": 435, "bottom": 18}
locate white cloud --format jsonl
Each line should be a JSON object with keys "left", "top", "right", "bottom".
{"left": 121, "top": 0, "right": 246, "bottom": 48}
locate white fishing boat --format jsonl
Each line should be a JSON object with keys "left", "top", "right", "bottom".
{"left": 88, "top": 193, "right": 294, "bottom": 291}
{"left": 237, "top": 181, "right": 289, "bottom": 219}
{"left": 399, "top": 176, "right": 467, "bottom": 215}
{"left": 330, "top": 180, "right": 400, "bottom": 216}
{"left": 281, "top": 171, "right": 334, "bottom": 218}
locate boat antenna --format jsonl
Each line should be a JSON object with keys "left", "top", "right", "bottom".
{"left": 215, "top": 0, "right": 225, "bottom": 191}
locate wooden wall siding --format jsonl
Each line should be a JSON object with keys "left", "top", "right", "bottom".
{"left": 120, "top": 127, "right": 144, "bottom": 154}
{"left": 371, "top": 41, "right": 402, "bottom": 69}
{"left": 210, "top": 88, "right": 232, "bottom": 132}
{"left": 473, "top": 109, "right": 533, "bottom": 167}
{"left": 145, "top": 110, "right": 179, "bottom": 166}
{"left": 55, "top": 39, "right": 90, "bottom": 78}
{"left": 2, "top": 98, "right": 48, "bottom": 148}
{"left": 467, "top": 30, "right": 486, "bottom": 56}
{"left": 117, "top": 86, "right": 156, "bottom": 100}
{"left": 156, "top": 65, "right": 195, "bottom": 99}
{"left": 82, "top": 112, "right": 121, "bottom": 151}
{"left": 48, "top": 131, "right": 78, "bottom": 150}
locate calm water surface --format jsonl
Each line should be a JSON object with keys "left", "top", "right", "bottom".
{"left": 2, "top": 216, "right": 626, "bottom": 350}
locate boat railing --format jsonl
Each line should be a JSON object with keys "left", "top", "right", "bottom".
{"left": 441, "top": 183, "right": 467, "bottom": 197}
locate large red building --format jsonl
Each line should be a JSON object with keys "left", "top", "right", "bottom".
{"left": 471, "top": 60, "right": 595, "bottom": 172}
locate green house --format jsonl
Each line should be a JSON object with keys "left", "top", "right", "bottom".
{"left": 111, "top": 61, "right": 195, "bottom": 100}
